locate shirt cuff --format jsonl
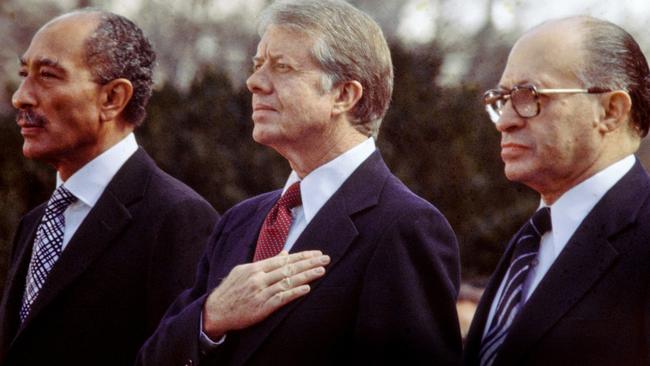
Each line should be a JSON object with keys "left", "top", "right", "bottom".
{"left": 199, "top": 311, "right": 226, "bottom": 351}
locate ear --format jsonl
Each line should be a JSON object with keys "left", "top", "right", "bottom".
{"left": 597, "top": 90, "right": 632, "bottom": 133}
{"left": 99, "top": 78, "right": 134, "bottom": 122}
{"left": 331, "top": 80, "right": 363, "bottom": 117}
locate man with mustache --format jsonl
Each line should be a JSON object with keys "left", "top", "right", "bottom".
{"left": 138, "top": 0, "right": 461, "bottom": 365}
{"left": 463, "top": 16, "right": 650, "bottom": 365}
{"left": 0, "top": 9, "right": 221, "bottom": 365}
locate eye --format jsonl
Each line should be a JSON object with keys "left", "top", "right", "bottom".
{"left": 39, "top": 70, "right": 56, "bottom": 79}
{"left": 18, "top": 70, "right": 27, "bottom": 78}
{"left": 252, "top": 63, "right": 262, "bottom": 73}
{"left": 274, "top": 63, "right": 290, "bottom": 72}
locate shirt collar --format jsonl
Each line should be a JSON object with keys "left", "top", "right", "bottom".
{"left": 543, "top": 154, "right": 635, "bottom": 255}
{"left": 57, "top": 133, "right": 138, "bottom": 208}
{"left": 283, "top": 137, "right": 376, "bottom": 223}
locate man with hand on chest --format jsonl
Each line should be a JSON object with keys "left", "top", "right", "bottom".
{"left": 138, "top": 0, "right": 462, "bottom": 365}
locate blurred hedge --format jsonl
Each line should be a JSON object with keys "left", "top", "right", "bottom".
{"left": 0, "top": 42, "right": 538, "bottom": 296}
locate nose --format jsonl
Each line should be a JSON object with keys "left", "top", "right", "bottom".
{"left": 495, "top": 101, "right": 525, "bottom": 133}
{"left": 12, "top": 79, "right": 36, "bottom": 110}
{"left": 246, "top": 67, "right": 272, "bottom": 95}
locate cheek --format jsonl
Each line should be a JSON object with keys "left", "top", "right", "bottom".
{"left": 47, "top": 87, "right": 94, "bottom": 114}
{"left": 278, "top": 90, "right": 316, "bottom": 121}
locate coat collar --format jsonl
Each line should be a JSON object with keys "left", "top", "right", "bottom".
{"left": 465, "top": 160, "right": 650, "bottom": 365}
{"left": 227, "top": 151, "right": 390, "bottom": 365}
{"left": 10, "top": 148, "right": 153, "bottom": 341}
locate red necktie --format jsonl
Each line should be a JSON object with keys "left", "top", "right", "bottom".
{"left": 253, "top": 182, "right": 302, "bottom": 261}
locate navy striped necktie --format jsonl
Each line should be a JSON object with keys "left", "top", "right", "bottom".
{"left": 479, "top": 207, "right": 552, "bottom": 366}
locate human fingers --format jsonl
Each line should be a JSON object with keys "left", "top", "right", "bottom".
{"left": 256, "top": 250, "right": 323, "bottom": 272}
{"left": 264, "top": 253, "right": 331, "bottom": 285}
{"left": 265, "top": 284, "right": 312, "bottom": 311}
{"left": 262, "top": 264, "right": 327, "bottom": 301}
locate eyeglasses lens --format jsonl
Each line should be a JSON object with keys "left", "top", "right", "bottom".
{"left": 485, "top": 90, "right": 503, "bottom": 123}
{"left": 511, "top": 87, "right": 538, "bottom": 118}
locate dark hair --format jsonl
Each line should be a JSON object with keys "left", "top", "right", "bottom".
{"left": 83, "top": 10, "right": 156, "bottom": 126}
{"left": 578, "top": 17, "right": 650, "bottom": 137}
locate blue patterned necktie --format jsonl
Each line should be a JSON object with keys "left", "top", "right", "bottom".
{"left": 479, "top": 207, "right": 552, "bottom": 366}
{"left": 20, "top": 185, "right": 77, "bottom": 322}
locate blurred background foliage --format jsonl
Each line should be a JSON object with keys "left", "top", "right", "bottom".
{"left": 2, "top": 0, "right": 650, "bottom": 295}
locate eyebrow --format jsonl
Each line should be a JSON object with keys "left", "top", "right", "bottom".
{"left": 251, "top": 53, "right": 287, "bottom": 65}
{"left": 497, "top": 80, "right": 534, "bottom": 90}
{"left": 19, "top": 56, "right": 66, "bottom": 73}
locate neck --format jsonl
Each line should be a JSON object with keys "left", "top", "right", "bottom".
{"left": 279, "top": 128, "right": 367, "bottom": 178}
{"left": 539, "top": 150, "right": 637, "bottom": 206}
{"left": 57, "top": 126, "right": 133, "bottom": 181}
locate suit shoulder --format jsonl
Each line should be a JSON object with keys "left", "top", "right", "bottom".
{"left": 217, "top": 190, "right": 279, "bottom": 230}
{"left": 380, "top": 174, "right": 448, "bottom": 220}
{"left": 120, "top": 149, "right": 213, "bottom": 208}
{"left": 146, "top": 166, "right": 214, "bottom": 208}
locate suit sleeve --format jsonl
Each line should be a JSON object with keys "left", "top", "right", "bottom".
{"left": 354, "top": 204, "right": 462, "bottom": 365}
{"left": 137, "top": 211, "right": 226, "bottom": 366}
{"left": 145, "top": 197, "right": 219, "bottom": 333}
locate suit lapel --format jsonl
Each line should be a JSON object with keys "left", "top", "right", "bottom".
{"left": 13, "top": 149, "right": 152, "bottom": 337}
{"left": 213, "top": 192, "right": 280, "bottom": 281}
{"left": 231, "top": 152, "right": 389, "bottom": 366}
{"left": 463, "top": 233, "right": 518, "bottom": 364}
{"left": 494, "top": 161, "right": 649, "bottom": 365}
{"left": 0, "top": 210, "right": 42, "bottom": 355}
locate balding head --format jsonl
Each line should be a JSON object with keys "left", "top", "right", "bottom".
{"left": 521, "top": 16, "right": 650, "bottom": 137}
{"left": 12, "top": 10, "right": 154, "bottom": 179}
{"left": 45, "top": 9, "right": 156, "bottom": 126}
{"left": 492, "top": 16, "right": 646, "bottom": 203}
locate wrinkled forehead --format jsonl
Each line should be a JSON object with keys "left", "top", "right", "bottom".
{"left": 22, "top": 13, "right": 99, "bottom": 68}
{"left": 255, "top": 25, "right": 317, "bottom": 59}
{"left": 499, "top": 21, "right": 586, "bottom": 88}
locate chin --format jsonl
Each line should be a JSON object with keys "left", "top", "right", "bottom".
{"left": 22, "top": 144, "right": 43, "bottom": 160}
{"left": 22, "top": 141, "right": 61, "bottom": 163}
{"left": 252, "top": 129, "right": 276, "bottom": 147}
{"left": 503, "top": 163, "right": 531, "bottom": 184}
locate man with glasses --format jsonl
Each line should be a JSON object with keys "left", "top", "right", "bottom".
{"left": 464, "top": 16, "right": 650, "bottom": 366}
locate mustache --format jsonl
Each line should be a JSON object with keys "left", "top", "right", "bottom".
{"left": 16, "top": 110, "right": 48, "bottom": 127}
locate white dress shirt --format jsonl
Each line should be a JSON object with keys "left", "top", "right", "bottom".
{"left": 200, "top": 137, "right": 376, "bottom": 348}
{"left": 484, "top": 154, "right": 635, "bottom": 336}
{"left": 57, "top": 133, "right": 138, "bottom": 250}
{"left": 282, "top": 137, "right": 376, "bottom": 251}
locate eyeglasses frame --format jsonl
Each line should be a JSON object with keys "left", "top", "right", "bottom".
{"left": 483, "top": 85, "right": 611, "bottom": 123}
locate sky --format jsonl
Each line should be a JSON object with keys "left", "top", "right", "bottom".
{"left": 31, "top": 0, "right": 650, "bottom": 56}
{"left": 22, "top": 0, "right": 650, "bottom": 46}
{"left": 397, "top": 0, "right": 650, "bottom": 46}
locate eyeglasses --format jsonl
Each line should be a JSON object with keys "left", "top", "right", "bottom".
{"left": 483, "top": 85, "right": 610, "bottom": 123}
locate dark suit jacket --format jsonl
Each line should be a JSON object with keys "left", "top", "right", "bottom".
{"left": 0, "top": 148, "right": 219, "bottom": 366}
{"left": 464, "top": 160, "right": 650, "bottom": 366}
{"left": 138, "top": 151, "right": 462, "bottom": 366}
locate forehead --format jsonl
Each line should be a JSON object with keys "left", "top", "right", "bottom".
{"left": 500, "top": 21, "right": 585, "bottom": 87}
{"left": 255, "top": 25, "right": 317, "bottom": 61}
{"left": 21, "top": 14, "right": 98, "bottom": 70}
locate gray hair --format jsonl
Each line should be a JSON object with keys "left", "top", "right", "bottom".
{"left": 81, "top": 9, "right": 156, "bottom": 126}
{"left": 258, "top": 0, "right": 394, "bottom": 138}
{"left": 576, "top": 16, "right": 650, "bottom": 137}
